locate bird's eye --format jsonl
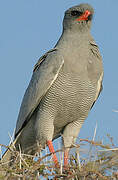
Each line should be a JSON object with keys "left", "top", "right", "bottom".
{"left": 71, "top": 10, "right": 83, "bottom": 17}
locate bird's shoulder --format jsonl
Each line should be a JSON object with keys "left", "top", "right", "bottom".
{"left": 33, "top": 48, "right": 57, "bottom": 72}
{"left": 89, "top": 38, "right": 102, "bottom": 61}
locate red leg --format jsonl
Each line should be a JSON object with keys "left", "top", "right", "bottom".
{"left": 47, "top": 140, "right": 58, "bottom": 166}
{"left": 64, "top": 148, "right": 69, "bottom": 168}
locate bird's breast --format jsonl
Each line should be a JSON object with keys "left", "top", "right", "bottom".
{"left": 40, "top": 68, "right": 96, "bottom": 130}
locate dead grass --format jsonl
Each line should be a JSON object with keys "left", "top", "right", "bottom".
{"left": 0, "top": 136, "right": 118, "bottom": 180}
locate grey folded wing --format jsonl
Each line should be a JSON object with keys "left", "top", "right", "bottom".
{"left": 89, "top": 39, "right": 104, "bottom": 108}
{"left": 15, "top": 49, "right": 64, "bottom": 137}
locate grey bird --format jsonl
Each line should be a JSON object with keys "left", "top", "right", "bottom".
{"left": 2, "top": 3, "right": 103, "bottom": 167}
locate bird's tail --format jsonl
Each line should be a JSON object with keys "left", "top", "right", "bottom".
{"left": 1, "top": 144, "right": 15, "bottom": 165}
{"left": 1, "top": 132, "right": 21, "bottom": 165}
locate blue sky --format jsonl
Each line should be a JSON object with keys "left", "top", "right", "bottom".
{"left": 0, "top": 0, "right": 118, "bottom": 152}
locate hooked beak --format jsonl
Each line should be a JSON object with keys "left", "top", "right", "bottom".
{"left": 76, "top": 10, "right": 91, "bottom": 21}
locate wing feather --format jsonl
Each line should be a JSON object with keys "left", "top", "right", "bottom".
{"left": 15, "top": 49, "right": 64, "bottom": 136}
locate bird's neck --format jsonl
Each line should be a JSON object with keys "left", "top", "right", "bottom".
{"left": 55, "top": 28, "right": 92, "bottom": 50}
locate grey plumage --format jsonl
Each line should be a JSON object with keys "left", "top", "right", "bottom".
{"left": 2, "top": 3, "right": 103, "bottom": 162}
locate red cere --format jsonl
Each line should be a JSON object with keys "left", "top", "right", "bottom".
{"left": 76, "top": 10, "right": 91, "bottom": 21}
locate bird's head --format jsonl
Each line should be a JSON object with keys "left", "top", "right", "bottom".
{"left": 63, "top": 4, "right": 94, "bottom": 32}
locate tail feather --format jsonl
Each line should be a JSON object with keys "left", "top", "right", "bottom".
{"left": 1, "top": 131, "right": 21, "bottom": 165}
